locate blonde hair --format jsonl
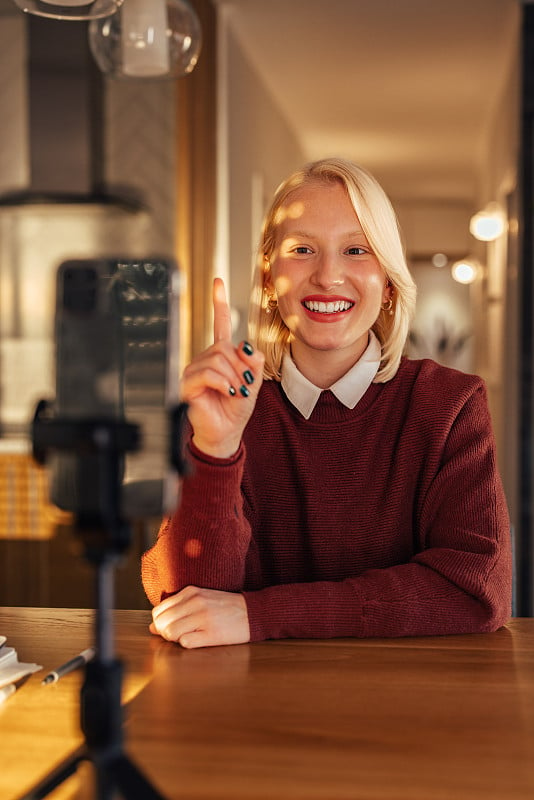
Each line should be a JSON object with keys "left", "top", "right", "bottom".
{"left": 248, "top": 157, "right": 417, "bottom": 383}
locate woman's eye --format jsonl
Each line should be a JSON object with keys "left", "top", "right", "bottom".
{"left": 346, "top": 246, "right": 367, "bottom": 256}
{"left": 293, "top": 246, "right": 313, "bottom": 254}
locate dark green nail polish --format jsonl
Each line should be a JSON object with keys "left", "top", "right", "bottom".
{"left": 243, "top": 341, "right": 254, "bottom": 356}
{"left": 240, "top": 385, "right": 250, "bottom": 398}
{"left": 243, "top": 370, "right": 254, "bottom": 385}
{"left": 229, "top": 386, "right": 236, "bottom": 396}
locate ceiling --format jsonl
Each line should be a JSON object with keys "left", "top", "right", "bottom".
{"left": 216, "top": 0, "right": 520, "bottom": 205}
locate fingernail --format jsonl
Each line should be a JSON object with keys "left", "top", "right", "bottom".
{"left": 240, "top": 385, "right": 250, "bottom": 398}
{"left": 243, "top": 370, "right": 254, "bottom": 385}
{"left": 229, "top": 386, "right": 236, "bottom": 396}
{"left": 243, "top": 341, "right": 254, "bottom": 356}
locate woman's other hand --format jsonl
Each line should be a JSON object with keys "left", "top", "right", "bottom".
{"left": 149, "top": 586, "right": 251, "bottom": 648}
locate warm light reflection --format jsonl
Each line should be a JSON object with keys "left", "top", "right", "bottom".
{"left": 122, "top": 669, "right": 153, "bottom": 704}
{"left": 274, "top": 275, "right": 292, "bottom": 297}
{"left": 184, "top": 537, "right": 202, "bottom": 558}
{"left": 284, "top": 314, "right": 300, "bottom": 331}
{"left": 286, "top": 200, "right": 305, "bottom": 219}
{"left": 273, "top": 206, "right": 290, "bottom": 226}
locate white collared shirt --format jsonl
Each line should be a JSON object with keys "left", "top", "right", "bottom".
{"left": 281, "top": 331, "right": 382, "bottom": 419}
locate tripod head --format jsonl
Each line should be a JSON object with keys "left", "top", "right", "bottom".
{"left": 31, "top": 397, "right": 188, "bottom": 563}
{"left": 31, "top": 399, "right": 141, "bottom": 561}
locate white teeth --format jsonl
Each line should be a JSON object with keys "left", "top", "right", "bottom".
{"left": 304, "top": 300, "right": 353, "bottom": 314}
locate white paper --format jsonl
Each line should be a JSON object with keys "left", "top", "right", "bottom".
{"left": 0, "top": 642, "right": 42, "bottom": 688}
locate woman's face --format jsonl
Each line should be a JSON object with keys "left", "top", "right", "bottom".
{"left": 267, "top": 179, "right": 390, "bottom": 383}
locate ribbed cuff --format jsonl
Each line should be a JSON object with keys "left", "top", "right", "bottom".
{"left": 243, "top": 581, "right": 365, "bottom": 642}
{"left": 188, "top": 439, "right": 244, "bottom": 466}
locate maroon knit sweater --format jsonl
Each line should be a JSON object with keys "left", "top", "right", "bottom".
{"left": 141, "top": 357, "right": 512, "bottom": 641}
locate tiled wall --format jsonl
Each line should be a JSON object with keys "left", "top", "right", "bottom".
{"left": 0, "top": 8, "right": 177, "bottom": 436}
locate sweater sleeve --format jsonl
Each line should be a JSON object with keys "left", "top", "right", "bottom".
{"left": 141, "top": 441, "right": 252, "bottom": 605}
{"left": 243, "top": 383, "right": 513, "bottom": 640}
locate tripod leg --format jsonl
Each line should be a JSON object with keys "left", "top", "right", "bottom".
{"left": 108, "top": 754, "right": 168, "bottom": 800}
{"left": 94, "top": 762, "right": 116, "bottom": 800}
{"left": 81, "top": 658, "right": 124, "bottom": 755}
{"left": 17, "top": 746, "right": 86, "bottom": 800}
{"left": 82, "top": 657, "right": 168, "bottom": 799}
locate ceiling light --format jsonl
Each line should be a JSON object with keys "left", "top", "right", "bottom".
{"left": 88, "top": 0, "right": 201, "bottom": 79}
{"left": 469, "top": 203, "right": 506, "bottom": 242}
{"left": 451, "top": 258, "right": 480, "bottom": 285}
{"left": 12, "top": 0, "right": 123, "bottom": 21}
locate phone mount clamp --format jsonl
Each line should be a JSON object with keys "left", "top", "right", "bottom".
{"left": 21, "top": 399, "right": 188, "bottom": 800}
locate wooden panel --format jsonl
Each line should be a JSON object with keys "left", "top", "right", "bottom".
{"left": 0, "top": 529, "right": 152, "bottom": 610}
{"left": 176, "top": 0, "right": 218, "bottom": 363}
{"left": 518, "top": 3, "right": 534, "bottom": 615}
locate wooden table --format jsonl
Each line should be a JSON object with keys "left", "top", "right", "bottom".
{"left": 1, "top": 608, "right": 533, "bottom": 800}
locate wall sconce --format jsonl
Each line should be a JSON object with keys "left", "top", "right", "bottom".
{"left": 469, "top": 203, "right": 506, "bottom": 242}
{"left": 88, "top": 0, "right": 202, "bottom": 79}
{"left": 451, "top": 258, "right": 480, "bottom": 285}
{"left": 12, "top": 0, "right": 123, "bottom": 21}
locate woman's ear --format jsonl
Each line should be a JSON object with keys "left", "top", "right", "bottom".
{"left": 383, "top": 280, "right": 393, "bottom": 304}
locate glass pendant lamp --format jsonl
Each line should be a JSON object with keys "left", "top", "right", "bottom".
{"left": 12, "top": 0, "right": 123, "bottom": 21}
{"left": 88, "top": 0, "right": 201, "bottom": 79}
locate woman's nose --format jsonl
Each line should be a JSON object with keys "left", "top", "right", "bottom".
{"left": 310, "top": 253, "right": 344, "bottom": 288}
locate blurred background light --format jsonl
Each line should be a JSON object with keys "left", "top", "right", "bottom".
{"left": 451, "top": 258, "right": 480, "bottom": 285}
{"left": 469, "top": 203, "right": 506, "bottom": 242}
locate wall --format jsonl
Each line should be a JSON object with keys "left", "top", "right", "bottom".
{"left": 217, "top": 10, "right": 305, "bottom": 343}
{"left": 471, "top": 6, "right": 520, "bottom": 523}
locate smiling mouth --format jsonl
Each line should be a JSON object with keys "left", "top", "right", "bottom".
{"left": 303, "top": 299, "right": 354, "bottom": 314}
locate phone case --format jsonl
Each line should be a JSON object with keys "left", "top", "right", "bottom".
{"left": 49, "top": 257, "right": 181, "bottom": 519}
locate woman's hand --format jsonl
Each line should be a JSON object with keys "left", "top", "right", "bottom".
{"left": 149, "top": 586, "right": 251, "bottom": 648}
{"left": 180, "top": 278, "right": 265, "bottom": 458}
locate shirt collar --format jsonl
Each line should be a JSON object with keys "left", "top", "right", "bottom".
{"left": 281, "top": 331, "right": 382, "bottom": 419}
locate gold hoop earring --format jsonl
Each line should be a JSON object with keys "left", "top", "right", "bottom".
{"left": 382, "top": 297, "right": 393, "bottom": 316}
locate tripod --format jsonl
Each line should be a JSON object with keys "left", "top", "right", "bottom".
{"left": 20, "top": 401, "right": 187, "bottom": 800}
{"left": 21, "top": 552, "right": 166, "bottom": 800}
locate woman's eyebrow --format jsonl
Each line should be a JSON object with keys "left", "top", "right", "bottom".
{"left": 282, "top": 228, "right": 366, "bottom": 239}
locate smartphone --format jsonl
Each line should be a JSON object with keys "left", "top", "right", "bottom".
{"left": 48, "top": 257, "right": 181, "bottom": 519}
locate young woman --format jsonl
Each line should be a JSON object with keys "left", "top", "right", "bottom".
{"left": 142, "top": 158, "right": 512, "bottom": 648}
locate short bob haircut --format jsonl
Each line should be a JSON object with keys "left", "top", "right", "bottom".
{"left": 248, "top": 157, "right": 417, "bottom": 383}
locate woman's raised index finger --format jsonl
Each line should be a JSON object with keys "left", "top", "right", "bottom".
{"left": 213, "top": 277, "right": 233, "bottom": 343}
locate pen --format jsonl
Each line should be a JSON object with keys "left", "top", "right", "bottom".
{"left": 41, "top": 647, "right": 96, "bottom": 685}
{"left": 0, "top": 683, "right": 16, "bottom": 705}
